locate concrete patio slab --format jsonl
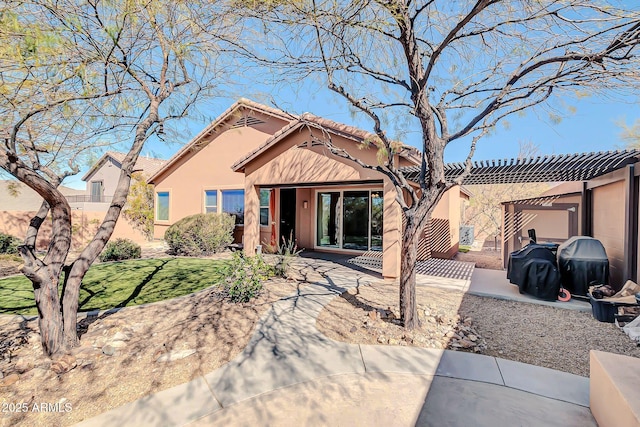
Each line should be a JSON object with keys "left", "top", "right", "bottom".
{"left": 496, "top": 358, "right": 590, "bottom": 407}
{"left": 416, "top": 376, "right": 596, "bottom": 427}
{"left": 468, "top": 268, "right": 591, "bottom": 312}
{"left": 188, "top": 373, "right": 436, "bottom": 427}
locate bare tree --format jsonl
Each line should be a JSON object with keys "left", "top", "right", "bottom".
{"left": 0, "top": 0, "right": 237, "bottom": 356}
{"left": 245, "top": 0, "right": 640, "bottom": 328}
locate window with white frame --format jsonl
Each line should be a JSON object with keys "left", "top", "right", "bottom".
{"left": 260, "top": 189, "right": 270, "bottom": 227}
{"left": 156, "top": 191, "right": 169, "bottom": 221}
{"left": 204, "top": 190, "right": 217, "bottom": 213}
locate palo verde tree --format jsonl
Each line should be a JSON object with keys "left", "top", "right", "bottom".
{"left": 247, "top": 1, "right": 640, "bottom": 328}
{"left": 0, "top": 0, "right": 237, "bottom": 356}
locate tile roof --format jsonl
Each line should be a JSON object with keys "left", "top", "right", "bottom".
{"left": 231, "top": 113, "right": 421, "bottom": 171}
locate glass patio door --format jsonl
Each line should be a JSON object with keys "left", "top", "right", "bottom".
{"left": 317, "top": 192, "right": 340, "bottom": 248}
{"left": 316, "top": 190, "right": 383, "bottom": 251}
{"left": 342, "top": 191, "right": 369, "bottom": 250}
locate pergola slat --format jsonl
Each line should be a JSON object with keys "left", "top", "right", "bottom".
{"left": 400, "top": 149, "right": 640, "bottom": 185}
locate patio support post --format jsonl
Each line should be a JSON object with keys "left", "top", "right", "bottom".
{"left": 382, "top": 179, "right": 401, "bottom": 279}
{"left": 581, "top": 181, "right": 593, "bottom": 236}
{"left": 243, "top": 176, "right": 260, "bottom": 256}
{"left": 623, "top": 164, "right": 638, "bottom": 282}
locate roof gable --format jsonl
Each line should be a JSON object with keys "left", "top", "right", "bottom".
{"left": 82, "top": 151, "right": 167, "bottom": 182}
{"left": 231, "top": 113, "right": 421, "bottom": 172}
{"left": 148, "top": 98, "right": 295, "bottom": 184}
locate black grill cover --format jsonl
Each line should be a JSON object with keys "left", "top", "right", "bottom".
{"left": 518, "top": 258, "right": 561, "bottom": 301}
{"left": 507, "top": 244, "right": 557, "bottom": 286}
{"left": 557, "top": 236, "right": 609, "bottom": 296}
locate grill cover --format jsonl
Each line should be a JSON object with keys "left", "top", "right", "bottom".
{"left": 518, "top": 258, "right": 561, "bottom": 301}
{"left": 557, "top": 236, "right": 609, "bottom": 296}
{"left": 507, "top": 244, "right": 557, "bottom": 286}
{"left": 507, "top": 244, "right": 561, "bottom": 300}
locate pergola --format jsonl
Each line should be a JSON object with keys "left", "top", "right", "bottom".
{"left": 399, "top": 149, "right": 640, "bottom": 185}
{"left": 401, "top": 148, "right": 640, "bottom": 284}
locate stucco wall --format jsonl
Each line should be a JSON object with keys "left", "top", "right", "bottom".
{"left": 85, "top": 157, "right": 121, "bottom": 198}
{"left": 152, "top": 125, "right": 281, "bottom": 239}
{"left": 592, "top": 180, "right": 625, "bottom": 287}
{"left": 242, "top": 131, "right": 403, "bottom": 277}
{"left": 0, "top": 210, "right": 149, "bottom": 250}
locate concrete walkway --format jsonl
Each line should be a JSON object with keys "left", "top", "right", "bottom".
{"left": 77, "top": 258, "right": 595, "bottom": 427}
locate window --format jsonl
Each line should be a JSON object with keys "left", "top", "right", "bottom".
{"left": 260, "top": 189, "right": 270, "bottom": 227}
{"left": 156, "top": 192, "right": 169, "bottom": 221}
{"left": 222, "top": 189, "right": 244, "bottom": 224}
{"left": 90, "top": 181, "right": 103, "bottom": 202}
{"left": 204, "top": 190, "right": 217, "bottom": 213}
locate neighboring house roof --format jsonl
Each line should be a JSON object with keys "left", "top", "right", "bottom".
{"left": 231, "top": 113, "right": 422, "bottom": 172}
{"left": 82, "top": 151, "right": 167, "bottom": 182}
{"left": 148, "top": 98, "right": 297, "bottom": 184}
{"left": 400, "top": 149, "right": 640, "bottom": 185}
{"left": 0, "top": 180, "right": 84, "bottom": 211}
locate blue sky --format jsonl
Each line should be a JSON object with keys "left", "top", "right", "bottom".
{"left": 63, "top": 83, "right": 639, "bottom": 189}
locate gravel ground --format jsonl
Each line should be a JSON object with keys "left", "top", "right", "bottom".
{"left": 316, "top": 282, "right": 640, "bottom": 377}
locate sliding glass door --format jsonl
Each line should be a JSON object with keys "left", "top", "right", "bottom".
{"left": 316, "top": 189, "right": 383, "bottom": 251}
{"left": 317, "top": 192, "right": 340, "bottom": 248}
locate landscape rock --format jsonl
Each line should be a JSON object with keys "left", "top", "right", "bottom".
{"left": 102, "top": 345, "right": 116, "bottom": 356}
{"left": 349, "top": 326, "right": 357, "bottom": 333}
{"left": 107, "top": 340, "right": 128, "bottom": 349}
{"left": 51, "top": 355, "right": 77, "bottom": 375}
{"left": 156, "top": 349, "right": 196, "bottom": 363}
{"left": 0, "top": 373, "right": 19, "bottom": 387}
{"left": 111, "top": 331, "right": 131, "bottom": 342}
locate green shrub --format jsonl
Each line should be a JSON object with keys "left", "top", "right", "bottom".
{"left": 165, "top": 213, "right": 235, "bottom": 256}
{"left": 99, "top": 238, "right": 142, "bottom": 262}
{"left": 272, "top": 231, "right": 303, "bottom": 278}
{"left": 223, "top": 252, "right": 274, "bottom": 303}
{"left": 0, "top": 232, "right": 20, "bottom": 254}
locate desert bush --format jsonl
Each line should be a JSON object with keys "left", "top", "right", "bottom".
{"left": 272, "top": 232, "right": 303, "bottom": 278}
{"left": 223, "top": 252, "right": 275, "bottom": 303}
{"left": 99, "top": 238, "right": 142, "bottom": 262}
{"left": 0, "top": 232, "right": 20, "bottom": 254}
{"left": 164, "top": 213, "right": 235, "bottom": 256}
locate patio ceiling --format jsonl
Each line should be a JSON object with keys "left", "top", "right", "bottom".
{"left": 399, "top": 149, "right": 640, "bottom": 185}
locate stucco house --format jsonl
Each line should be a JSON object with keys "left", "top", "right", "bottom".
{"left": 72, "top": 151, "right": 167, "bottom": 210}
{"left": 0, "top": 151, "right": 167, "bottom": 249}
{"left": 149, "top": 99, "right": 467, "bottom": 279}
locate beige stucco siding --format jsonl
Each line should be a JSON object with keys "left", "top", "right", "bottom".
{"left": 152, "top": 126, "right": 276, "bottom": 238}
{"left": 85, "top": 157, "right": 121, "bottom": 198}
{"left": 242, "top": 131, "right": 402, "bottom": 277}
{"left": 592, "top": 180, "right": 625, "bottom": 287}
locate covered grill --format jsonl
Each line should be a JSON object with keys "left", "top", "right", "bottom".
{"left": 507, "top": 244, "right": 561, "bottom": 301}
{"left": 557, "top": 236, "right": 609, "bottom": 296}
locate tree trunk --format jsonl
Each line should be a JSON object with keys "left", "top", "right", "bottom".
{"left": 19, "top": 198, "right": 72, "bottom": 356}
{"left": 400, "top": 217, "right": 421, "bottom": 329}
{"left": 61, "top": 109, "right": 160, "bottom": 347}
{"left": 32, "top": 267, "right": 64, "bottom": 355}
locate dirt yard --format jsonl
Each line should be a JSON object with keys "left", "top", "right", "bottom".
{"left": 316, "top": 282, "right": 640, "bottom": 378}
{"left": 455, "top": 248, "right": 503, "bottom": 270}
{"left": 0, "top": 278, "right": 301, "bottom": 427}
